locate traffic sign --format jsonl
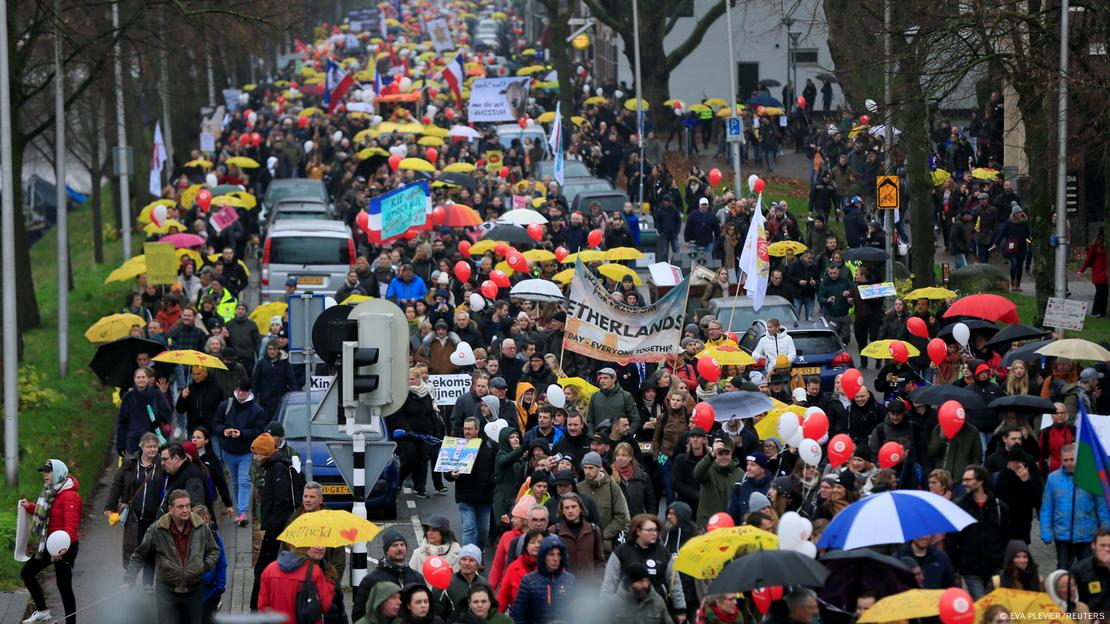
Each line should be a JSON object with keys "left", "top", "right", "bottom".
{"left": 726, "top": 116, "right": 743, "bottom": 143}
{"left": 876, "top": 176, "right": 900, "bottom": 209}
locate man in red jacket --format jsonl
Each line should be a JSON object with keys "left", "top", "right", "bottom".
{"left": 19, "top": 459, "right": 82, "bottom": 624}
{"left": 258, "top": 547, "right": 335, "bottom": 623}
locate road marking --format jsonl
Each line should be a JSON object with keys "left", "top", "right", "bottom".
{"left": 406, "top": 500, "right": 416, "bottom": 510}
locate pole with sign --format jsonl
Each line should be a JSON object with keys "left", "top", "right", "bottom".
{"left": 288, "top": 294, "right": 326, "bottom": 481}
{"left": 876, "top": 175, "right": 899, "bottom": 283}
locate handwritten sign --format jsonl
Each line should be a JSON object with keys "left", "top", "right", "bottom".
{"left": 512, "top": 194, "right": 528, "bottom": 210}
{"left": 210, "top": 206, "right": 240, "bottom": 233}
{"left": 1044, "top": 296, "right": 1086, "bottom": 332}
{"left": 857, "top": 282, "right": 897, "bottom": 300}
{"left": 373, "top": 180, "right": 430, "bottom": 240}
{"left": 433, "top": 436, "right": 482, "bottom": 473}
{"left": 430, "top": 374, "right": 471, "bottom": 407}
{"left": 144, "top": 242, "right": 178, "bottom": 285}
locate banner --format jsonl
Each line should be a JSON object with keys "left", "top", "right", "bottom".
{"left": 563, "top": 259, "right": 690, "bottom": 363}
{"left": 144, "top": 242, "right": 178, "bottom": 285}
{"left": 467, "top": 77, "right": 531, "bottom": 122}
{"left": 857, "top": 282, "right": 896, "bottom": 300}
{"left": 430, "top": 374, "right": 471, "bottom": 406}
{"left": 425, "top": 18, "right": 454, "bottom": 52}
{"left": 434, "top": 436, "right": 482, "bottom": 473}
{"left": 371, "top": 180, "right": 430, "bottom": 240}
{"left": 210, "top": 206, "right": 240, "bottom": 233}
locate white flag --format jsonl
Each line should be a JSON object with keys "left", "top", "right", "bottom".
{"left": 548, "top": 102, "right": 564, "bottom": 186}
{"left": 148, "top": 122, "right": 167, "bottom": 197}
{"left": 737, "top": 194, "right": 770, "bottom": 311}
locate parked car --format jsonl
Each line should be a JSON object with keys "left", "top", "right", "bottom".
{"left": 262, "top": 179, "right": 330, "bottom": 221}
{"left": 266, "top": 197, "right": 334, "bottom": 232}
{"left": 261, "top": 220, "right": 355, "bottom": 301}
{"left": 276, "top": 391, "right": 400, "bottom": 519}
{"left": 737, "top": 319, "right": 854, "bottom": 390}
{"left": 561, "top": 177, "right": 614, "bottom": 207}
{"left": 530, "top": 159, "right": 592, "bottom": 181}
{"left": 705, "top": 295, "right": 798, "bottom": 334}
{"left": 570, "top": 189, "right": 628, "bottom": 215}
{"left": 493, "top": 124, "right": 549, "bottom": 156}
{"left": 637, "top": 212, "right": 658, "bottom": 252}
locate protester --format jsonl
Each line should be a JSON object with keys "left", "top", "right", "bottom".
{"left": 19, "top": 460, "right": 82, "bottom": 624}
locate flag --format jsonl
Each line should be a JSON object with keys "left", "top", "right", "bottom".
{"left": 443, "top": 55, "right": 465, "bottom": 107}
{"left": 148, "top": 122, "right": 167, "bottom": 197}
{"left": 380, "top": 10, "right": 388, "bottom": 39}
{"left": 547, "top": 102, "right": 564, "bottom": 186}
{"left": 1075, "top": 404, "right": 1110, "bottom": 510}
{"left": 426, "top": 18, "right": 454, "bottom": 52}
{"left": 738, "top": 194, "right": 770, "bottom": 311}
{"left": 323, "top": 59, "right": 354, "bottom": 114}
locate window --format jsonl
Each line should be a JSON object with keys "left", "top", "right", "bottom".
{"left": 792, "top": 49, "right": 819, "bottom": 65}
{"left": 270, "top": 236, "right": 351, "bottom": 265}
{"left": 792, "top": 331, "right": 844, "bottom": 356}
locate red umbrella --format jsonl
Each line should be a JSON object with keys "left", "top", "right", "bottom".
{"left": 942, "top": 293, "right": 1019, "bottom": 324}
{"left": 159, "top": 233, "right": 206, "bottom": 249}
{"left": 441, "top": 203, "right": 483, "bottom": 227}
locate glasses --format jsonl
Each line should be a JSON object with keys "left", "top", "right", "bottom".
{"left": 640, "top": 527, "right": 659, "bottom": 533}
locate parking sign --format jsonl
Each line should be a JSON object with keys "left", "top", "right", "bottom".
{"left": 726, "top": 116, "right": 743, "bottom": 143}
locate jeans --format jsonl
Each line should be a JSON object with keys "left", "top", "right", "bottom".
{"left": 827, "top": 315, "right": 851, "bottom": 345}
{"left": 794, "top": 296, "right": 815, "bottom": 321}
{"left": 763, "top": 149, "right": 776, "bottom": 171}
{"left": 459, "top": 502, "right": 492, "bottom": 548}
{"left": 1056, "top": 540, "right": 1091, "bottom": 570}
{"left": 1009, "top": 253, "right": 1026, "bottom": 283}
{"left": 22, "top": 542, "right": 78, "bottom": 623}
{"left": 222, "top": 449, "right": 252, "bottom": 516}
{"left": 953, "top": 253, "right": 967, "bottom": 270}
{"left": 155, "top": 584, "right": 203, "bottom": 624}
{"left": 658, "top": 456, "right": 676, "bottom": 505}
{"left": 656, "top": 235, "right": 680, "bottom": 263}
{"left": 963, "top": 575, "right": 992, "bottom": 600}
{"left": 977, "top": 242, "right": 991, "bottom": 264}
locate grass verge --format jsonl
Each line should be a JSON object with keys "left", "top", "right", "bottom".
{"left": 0, "top": 192, "right": 137, "bottom": 589}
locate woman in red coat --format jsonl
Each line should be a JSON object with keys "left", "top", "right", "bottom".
{"left": 258, "top": 547, "right": 335, "bottom": 623}
{"left": 496, "top": 529, "right": 544, "bottom": 614}
{"left": 19, "top": 459, "right": 82, "bottom": 624}
{"left": 1079, "top": 226, "right": 1107, "bottom": 318}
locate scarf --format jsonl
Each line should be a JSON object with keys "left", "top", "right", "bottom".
{"left": 615, "top": 462, "right": 635, "bottom": 482}
{"left": 409, "top": 380, "right": 434, "bottom": 398}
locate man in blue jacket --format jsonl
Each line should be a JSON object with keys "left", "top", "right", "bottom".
{"left": 684, "top": 197, "right": 719, "bottom": 254}
{"left": 386, "top": 263, "right": 428, "bottom": 307}
{"left": 843, "top": 196, "right": 868, "bottom": 248}
{"left": 213, "top": 381, "right": 268, "bottom": 526}
{"left": 653, "top": 194, "right": 682, "bottom": 263}
{"left": 1040, "top": 445, "right": 1110, "bottom": 569}
{"left": 728, "top": 452, "right": 773, "bottom": 523}
{"left": 512, "top": 535, "right": 576, "bottom": 624}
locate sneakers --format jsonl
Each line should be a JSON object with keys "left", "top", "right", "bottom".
{"left": 414, "top": 491, "right": 430, "bottom": 499}
{"left": 23, "top": 610, "right": 52, "bottom": 624}
{"left": 236, "top": 513, "right": 248, "bottom": 527}
{"left": 436, "top": 486, "right": 449, "bottom": 495}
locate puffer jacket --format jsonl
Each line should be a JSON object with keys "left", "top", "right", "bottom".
{"left": 116, "top": 385, "right": 172, "bottom": 455}
{"left": 251, "top": 352, "right": 296, "bottom": 415}
{"left": 22, "top": 476, "right": 82, "bottom": 546}
{"left": 577, "top": 473, "right": 630, "bottom": 553}
{"left": 258, "top": 551, "right": 335, "bottom": 623}
{"left": 1040, "top": 467, "right": 1110, "bottom": 543}
{"left": 124, "top": 511, "right": 220, "bottom": 593}
{"left": 692, "top": 453, "right": 743, "bottom": 526}
{"left": 497, "top": 552, "right": 536, "bottom": 613}
{"left": 511, "top": 536, "right": 576, "bottom": 624}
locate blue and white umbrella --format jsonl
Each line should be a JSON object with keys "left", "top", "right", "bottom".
{"left": 816, "top": 490, "right": 976, "bottom": 550}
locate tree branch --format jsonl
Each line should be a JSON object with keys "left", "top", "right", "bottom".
{"left": 666, "top": 0, "right": 726, "bottom": 69}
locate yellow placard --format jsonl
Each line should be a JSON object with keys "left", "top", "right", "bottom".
{"left": 485, "top": 150, "right": 503, "bottom": 173}
{"left": 143, "top": 242, "right": 178, "bottom": 285}
{"left": 877, "top": 175, "right": 900, "bottom": 209}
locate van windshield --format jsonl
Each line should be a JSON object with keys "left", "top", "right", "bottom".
{"left": 270, "top": 237, "right": 350, "bottom": 265}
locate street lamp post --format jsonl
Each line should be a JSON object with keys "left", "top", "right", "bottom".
{"left": 1055, "top": 0, "right": 1069, "bottom": 300}
{"left": 788, "top": 32, "right": 801, "bottom": 99}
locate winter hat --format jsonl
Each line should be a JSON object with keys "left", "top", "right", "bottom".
{"left": 531, "top": 470, "right": 551, "bottom": 487}
{"left": 1011, "top": 202, "right": 1024, "bottom": 216}
{"left": 975, "top": 362, "right": 991, "bottom": 377}
{"left": 182, "top": 441, "right": 199, "bottom": 460}
{"left": 746, "top": 452, "right": 770, "bottom": 470}
{"left": 553, "top": 470, "right": 577, "bottom": 486}
{"left": 269, "top": 315, "right": 283, "bottom": 327}
{"left": 581, "top": 451, "right": 604, "bottom": 468}
{"left": 623, "top": 562, "right": 651, "bottom": 587}
{"left": 250, "top": 433, "right": 277, "bottom": 456}
{"left": 749, "top": 371, "right": 766, "bottom": 385}
{"left": 837, "top": 471, "right": 858, "bottom": 492}
{"left": 512, "top": 495, "right": 538, "bottom": 519}
{"left": 749, "top": 491, "right": 771, "bottom": 513}
{"left": 437, "top": 273, "right": 450, "bottom": 285}
{"left": 458, "top": 544, "right": 483, "bottom": 565}
{"left": 380, "top": 528, "right": 408, "bottom": 550}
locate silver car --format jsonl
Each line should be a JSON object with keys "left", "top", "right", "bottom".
{"left": 261, "top": 220, "right": 355, "bottom": 301}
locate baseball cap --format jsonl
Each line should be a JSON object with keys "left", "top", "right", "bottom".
{"left": 490, "top": 377, "right": 508, "bottom": 389}
{"left": 698, "top": 197, "right": 709, "bottom": 206}
{"left": 688, "top": 426, "right": 707, "bottom": 437}
{"left": 285, "top": 277, "right": 298, "bottom": 287}
{"left": 1081, "top": 367, "right": 1104, "bottom": 382}
{"left": 265, "top": 422, "right": 285, "bottom": 437}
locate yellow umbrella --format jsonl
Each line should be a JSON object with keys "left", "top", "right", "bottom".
{"left": 152, "top": 349, "right": 228, "bottom": 370}
{"left": 495, "top": 261, "right": 516, "bottom": 276}
{"left": 176, "top": 248, "right": 203, "bottom": 267}
{"left": 443, "top": 162, "right": 476, "bottom": 173}
{"left": 767, "top": 241, "right": 808, "bottom": 257}
{"left": 904, "top": 287, "right": 958, "bottom": 301}
{"left": 303, "top": 75, "right": 324, "bottom": 86}
{"left": 758, "top": 106, "right": 786, "bottom": 116}
{"left": 688, "top": 104, "right": 711, "bottom": 114}
{"left": 597, "top": 263, "right": 642, "bottom": 285}
{"left": 144, "top": 219, "right": 186, "bottom": 235}
{"left": 931, "top": 168, "right": 952, "bottom": 186}
{"left": 211, "top": 195, "right": 247, "bottom": 209}
{"left": 273, "top": 80, "right": 289, "bottom": 87}
{"left": 377, "top": 121, "right": 400, "bottom": 134}
{"left": 755, "top": 403, "right": 804, "bottom": 440}
{"left": 357, "top": 147, "right": 390, "bottom": 160}
{"left": 184, "top": 159, "right": 213, "bottom": 170}
{"left": 704, "top": 97, "right": 728, "bottom": 109}
{"left": 856, "top": 589, "right": 946, "bottom": 623}
{"left": 468, "top": 240, "right": 502, "bottom": 256}
{"left": 226, "top": 191, "right": 257, "bottom": 210}
{"left": 354, "top": 128, "right": 381, "bottom": 143}
{"left": 552, "top": 269, "right": 575, "bottom": 284}
{"left": 624, "top": 98, "right": 649, "bottom": 111}
{"left": 225, "top": 156, "right": 260, "bottom": 169}
{"left": 85, "top": 313, "right": 147, "bottom": 343}
{"left": 341, "top": 294, "right": 372, "bottom": 305}
{"left": 604, "top": 247, "right": 645, "bottom": 261}
{"left": 1035, "top": 339, "right": 1110, "bottom": 362}
{"left": 523, "top": 249, "right": 556, "bottom": 262}
{"left": 422, "top": 125, "right": 450, "bottom": 138}
{"left": 276, "top": 509, "right": 381, "bottom": 547}
{"left": 418, "top": 136, "right": 445, "bottom": 147}
{"left": 396, "top": 122, "right": 425, "bottom": 134}
{"left": 104, "top": 256, "right": 147, "bottom": 284}
{"left": 675, "top": 526, "right": 778, "bottom": 579}
{"left": 242, "top": 83, "right": 257, "bottom": 91}
{"left": 561, "top": 250, "right": 606, "bottom": 264}
{"left": 521, "top": 47, "right": 536, "bottom": 55}
{"left": 516, "top": 65, "right": 547, "bottom": 76}
{"left": 398, "top": 157, "right": 436, "bottom": 172}
{"left": 663, "top": 99, "right": 685, "bottom": 108}
{"left": 536, "top": 111, "right": 556, "bottom": 123}
{"left": 558, "top": 377, "right": 599, "bottom": 399}
{"left": 584, "top": 96, "right": 608, "bottom": 106}
{"left": 974, "top": 589, "right": 1070, "bottom": 622}
{"left": 138, "top": 199, "right": 176, "bottom": 225}
{"left": 249, "top": 302, "right": 289, "bottom": 334}
{"left": 570, "top": 116, "right": 588, "bottom": 127}
{"left": 972, "top": 167, "right": 1000, "bottom": 180}
{"left": 698, "top": 344, "right": 756, "bottom": 367}
{"left": 180, "top": 184, "right": 203, "bottom": 210}
{"left": 859, "top": 339, "right": 921, "bottom": 360}
{"left": 299, "top": 107, "right": 324, "bottom": 118}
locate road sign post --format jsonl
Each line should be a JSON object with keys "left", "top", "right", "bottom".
{"left": 726, "top": 116, "right": 743, "bottom": 143}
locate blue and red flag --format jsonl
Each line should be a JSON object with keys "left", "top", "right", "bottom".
{"left": 1075, "top": 403, "right": 1110, "bottom": 510}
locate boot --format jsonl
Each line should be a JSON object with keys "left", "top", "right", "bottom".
{"left": 1014, "top": 278, "right": 1022, "bottom": 292}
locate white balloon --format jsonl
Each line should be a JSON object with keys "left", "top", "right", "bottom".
{"left": 799, "top": 439, "right": 823, "bottom": 466}
{"left": 450, "top": 342, "right": 475, "bottom": 367}
{"left": 777, "top": 412, "right": 800, "bottom": 442}
{"left": 484, "top": 418, "right": 507, "bottom": 441}
{"left": 426, "top": 105, "right": 438, "bottom": 117}
{"left": 787, "top": 428, "right": 804, "bottom": 448}
{"left": 796, "top": 540, "right": 818, "bottom": 558}
{"left": 371, "top": 115, "right": 384, "bottom": 126}
{"left": 526, "top": 119, "right": 535, "bottom": 128}
{"left": 614, "top": 90, "right": 624, "bottom": 100}
{"left": 777, "top": 512, "right": 806, "bottom": 550}
{"left": 547, "top": 384, "right": 566, "bottom": 408}
{"left": 332, "top": 130, "right": 343, "bottom": 144}
{"left": 865, "top": 98, "right": 878, "bottom": 113}
{"left": 399, "top": 76, "right": 413, "bottom": 92}
{"left": 596, "top": 87, "right": 603, "bottom": 97}
{"left": 151, "top": 204, "right": 168, "bottom": 227}
{"left": 248, "top": 111, "right": 258, "bottom": 126}
{"left": 205, "top": 173, "right": 218, "bottom": 187}
{"left": 804, "top": 406, "right": 826, "bottom": 420}
{"left": 747, "top": 174, "right": 759, "bottom": 192}
{"left": 304, "top": 140, "right": 315, "bottom": 154}
{"left": 46, "top": 530, "right": 70, "bottom": 556}
{"left": 952, "top": 322, "right": 970, "bottom": 347}
{"left": 323, "top": 296, "right": 337, "bottom": 309}
{"left": 468, "top": 293, "right": 485, "bottom": 311}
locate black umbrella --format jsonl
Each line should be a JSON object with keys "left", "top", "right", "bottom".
{"left": 819, "top": 549, "right": 916, "bottom": 612}
{"left": 1002, "top": 339, "right": 1055, "bottom": 368}
{"left": 440, "top": 171, "right": 477, "bottom": 191}
{"left": 986, "top": 323, "right": 1050, "bottom": 351}
{"left": 816, "top": 73, "right": 838, "bottom": 83}
{"left": 354, "top": 154, "right": 389, "bottom": 179}
{"left": 706, "top": 550, "right": 829, "bottom": 595}
{"left": 988, "top": 394, "right": 1056, "bottom": 413}
{"left": 844, "top": 247, "right": 888, "bottom": 262}
{"left": 480, "top": 224, "right": 535, "bottom": 245}
{"left": 937, "top": 319, "right": 998, "bottom": 341}
{"left": 758, "top": 79, "right": 782, "bottom": 88}
{"left": 906, "top": 384, "right": 987, "bottom": 409}
{"left": 89, "top": 337, "right": 171, "bottom": 388}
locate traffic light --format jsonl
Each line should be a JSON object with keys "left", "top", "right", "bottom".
{"left": 341, "top": 299, "right": 410, "bottom": 417}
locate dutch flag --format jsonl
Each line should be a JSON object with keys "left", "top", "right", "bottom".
{"left": 323, "top": 59, "right": 354, "bottom": 114}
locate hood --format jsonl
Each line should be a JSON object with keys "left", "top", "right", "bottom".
{"left": 277, "top": 550, "right": 309, "bottom": 572}
{"left": 1004, "top": 539, "right": 1031, "bottom": 566}
{"left": 367, "top": 581, "right": 403, "bottom": 615}
{"left": 45, "top": 459, "right": 70, "bottom": 489}
{"left": 537, "top": 534, "right": 569, "bottom": 572}
{"left": 1045, "top": 569, "right": 1069, "bottom": 607}
{"left": 498, "top": 426, "right": 517, "bottom": 451}
{"left": 516, "top": 381, "right": 536, "bottom": 406}
{"left": 667, "top": 501, "right": 693, "bottom": 527}
{"left": 481, "top": 395, "right": 501, "bottom": 420}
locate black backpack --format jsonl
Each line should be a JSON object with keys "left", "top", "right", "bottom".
{"left": 295, "top": 560, "right": 322, "bottom": 624}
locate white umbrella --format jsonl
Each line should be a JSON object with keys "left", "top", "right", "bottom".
{"left": 448, "top": 125, "right": 481, "bottom": 140}
{"left": 868, "top": 125, "right": 902, "bottom": 141}
{"left": 509, "top": 279, "right": 566, "bottom": 303}
{"left": 816, "top": 490, "right": 976, "bottom": 550}
{"left": 499, "top": 208, "right": 548, "bottom": 226}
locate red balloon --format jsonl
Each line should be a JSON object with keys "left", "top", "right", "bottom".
{"left": 826, "top": 434, "right": 855, "bottom": 468}
{"left": 458, "top": 240, "right": 472, "bottom": 256}
{"left": 196, "top": 189, "right": 212, "bottom": 211}
{"left": 445, "top": 109, "right": 455, "bottom": 121}
{"left": 708, "top": 168, "right": 722, "bottom": 187}
{"left": 706, "top": 512, "right": 734, "bottom": 532}
{"left": 499, "top": 166, "right": 510, "bottom": 179}
{"left": 727, "top": 331, "right": 739, "bottom": 344}
{"left": 753, "top": 178, "right": 766, "bottom": 193}
{"left": 751, "top": 586, "right": 784, "bottom": 615}
{"left": 506, "top": 251, "right": 528, "bottom": 271}
{"left": 878, "top": 441, "right": 904, "bottom": 469}
{"left": 480, "top": 280, "right": 499, "bottom": 299}
{"left": 906, "top": 316, "right": 928, "bottom": 339}
{"left": 388, "top": 154, "right": 402, "bottom": 171}
{"left": 841, "top": 368, "right": 863, "bottom": 399}
{"left": 431, "top": 206, "right": 446, "bottom": 225}
{"left": 927, "top": 337, "right": 948, "bottom": 366}
{"left": 425, "top": 147, "right": 438, "bottom": 163}
{"left": 938, "top": 400, "right": 966, "bottom": 439}
{"left": 289, "top": 81, "right": 297, "bottom": 89}
{"left": 250, "top": 132, "right": 262, "bottom": 147}
{"left": 554, "top": 246, "right": 569, "bottom": 262}
{"left": 889, "top": 340, "right": 910, "bottom": 364}
{"left": 692, "top": 402, "right": 715, "bottom": 432}
{"left": 355, "top": 210, "right": 369, "bottom": 233}
{"left": 490, "top": 269, "right": 510, "bottom": 288}
{"left": 938, "top": 587, "right": 975, "bottom": 624}
{"left": 859, "top": 115, "right": 871, "bottom": 126}
{"left": 454, "top": 261, "right": 472, "bottom": 282}
{"left": 494, "top": 243, "right": 510, "bottom": 257}
{"left": 527, "top": 223, "right": 544, "bottom": 241}
{"left": 421, "top": 116, "right": 431, "bottom": 125}
{"left": 797, "top": 96, "right": 807, "bottom": 108}
{"left": 587, "top": 229, "right": 603, "bottom": 248}
{"left": 802, "top": 410, "right": 829, "bottom": 440}
{"left": 422, "top": 555, "right": 453, "bottom": 591}
{"left": 697, "top": 356, "right": 721, "bottom": 383}
{"left": 297, "top": 115, "right": 309, "bottom": 129}
{"left": 756, "top": 105, "right": 766, "bottom": 116}
{"left": 518, "top": 118, "right": 528, "bottom": 129}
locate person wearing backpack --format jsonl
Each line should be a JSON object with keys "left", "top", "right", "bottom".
{"left": 250, "top": 433, "right": 305, "bottom": 610}
{"left": 257, "top": 546, "right": 335, "bottom": 624}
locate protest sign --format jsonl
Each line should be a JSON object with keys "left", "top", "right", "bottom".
{"left": 430, "top": 374, "right": 471, "bottom": 406}
{"left": 857, "top": 282, "right": 897, "bottom": 300}
{"left": 371, "top": 180, "right": 430, "bottom": 240}
{"left": 434, "top": 436, "right": 482, "bottom": 473}
{"left": 144, "top": 242, "right": 178, "bottom": 285}
{"left": 210, "top": 206, "right": 240, "bottom": 233}
{"left": 467, "top": 77, "right": 531, "bottom": 122}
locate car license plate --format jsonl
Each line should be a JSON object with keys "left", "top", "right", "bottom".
{"left": 298, "top": 275, "right": 325, "bottom": 286}
{"left": 322, "top": 484, "right": 350, "bottom": 495}
{"left": 794, "top": 367, "right": 820, "bottom": 375}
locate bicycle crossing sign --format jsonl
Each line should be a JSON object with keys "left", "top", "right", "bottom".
{"left": 726, "top": 116, "right": 743, "bottom": 143}
{"left": 877, "top": 176, "right": 900, "bottom": 209}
